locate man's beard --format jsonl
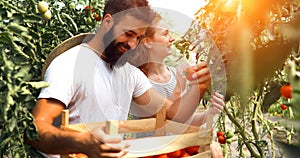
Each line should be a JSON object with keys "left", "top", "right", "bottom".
{"left": 103, "top": 26, "right": 131, "bottom": 67}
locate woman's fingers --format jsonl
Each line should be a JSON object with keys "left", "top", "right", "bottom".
{"left": 211, "top": 93, "right": 225, "bottom": 106}
{"left": 208, "top": 93, "right": 225, "bottom": 115}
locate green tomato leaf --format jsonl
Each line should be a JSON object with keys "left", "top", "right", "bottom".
{"left": 8, "top": 118, "right": 17, "bottom": 132}
{"left": 25, "top": 81, "right": 49, "bottom": 89}
{"left": 8, "top": 22, "right": 28, "bottom": 34}
{"left": 13, "top": 65, "right": 31, "bottom": 79}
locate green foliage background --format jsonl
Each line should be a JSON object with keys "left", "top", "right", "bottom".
{"left": 0, "top": 0, "right": 105, "bottom": 157}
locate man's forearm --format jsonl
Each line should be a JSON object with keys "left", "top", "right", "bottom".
{"left": 26, "top": 120, "right": 84, "bottom": 155}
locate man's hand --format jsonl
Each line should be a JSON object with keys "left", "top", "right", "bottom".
{"left": 80, "top": 125, "right": 129, "bottom": 157}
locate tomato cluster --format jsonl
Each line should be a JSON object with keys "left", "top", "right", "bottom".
{"left": 217, "top": 130, "right": 234, "bottom": 144}
{"left": 37, "top": 1, "right": 52, "bottom": 20}
{"left": 140, "top": 146, "right": 200, "bottom": 158}
{"left": 84, "top": 5, "right": 102, "bottom": 22}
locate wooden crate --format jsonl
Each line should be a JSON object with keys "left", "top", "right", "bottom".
{"left": 60, "top": 107, "right": 213, "bottom": 158}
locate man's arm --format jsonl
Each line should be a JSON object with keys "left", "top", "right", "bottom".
{"left": 26, "top": 98, "right": 127, "bottom": 157}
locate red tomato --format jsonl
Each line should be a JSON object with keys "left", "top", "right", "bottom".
{"left": 218, "top": 135, "right": 226, "bottom": 144}
{"left": 185, "top": 146, "right": 199, "bottom": 155}
{"left": 180, "top": 151, "right": 191, "bottom": 157}
{"left": 74, "top": 153, "right": 88, "bottom": 158}
{"left": 280, "top": 85, "right": 292, "bottom": 99}
{"left": 84, "top": 5, "right": 94, "bottom": 14}
{"left": 217, "top": 131, "right": 225, "bottom": 137}
{"left": 93, "top": 14, "right": 102, "bottom": 21}
{"left": 184, "top": 66, "right": 196, "bottom": 81}
{"left": 167, "top": 150, "right": 181, "bottom": 158}
{"left": 141, "top": 156, "right": 153, "bottom": 158}
{"left": 153, "top": 154, "right": 168, "bottom": 158}
{"left": 280, "top": 104, "right": 288, "bottom": 110}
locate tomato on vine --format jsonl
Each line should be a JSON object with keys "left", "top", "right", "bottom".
{"left": 84, "top": 5, "right": 94, "bottom": 15}
{"left": 225, "top": 130, "right": 234, "bottom": 139}
{"left": 42, "top": 10, "right": 52, "bottom": 20}
{"left": 218, "top": 135, "right": 226, "bottom": 144}
{"left": 280, "top": 104, "right": 288, "bottom": 110}
{"left": 93, "top": 13, "right": 102, "bottom": 21}
{"left": 280, "top": 84, "right": 292, "bottom": 99}
{"left": 217, "top": 131, "right": 225, "bottom": 137}
{"left": 38, "top": 1, "right": 49, "bottom": 13}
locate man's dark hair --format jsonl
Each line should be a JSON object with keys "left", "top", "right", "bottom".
{"left": 103, "top": 0, "right": 155, "bottom": 24}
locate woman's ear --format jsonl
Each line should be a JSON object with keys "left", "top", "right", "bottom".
{"left": 102, "top": 14, "right": 114, "bottom": 30}
{"left": 143, "top": 38, "right": 152, "bottom": 49}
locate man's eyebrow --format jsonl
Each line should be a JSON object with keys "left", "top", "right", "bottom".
{"left": 125, "top": 30, "right": 137, "bottom": 35}
{"left": 125, "top": 30, "right": 144, "bottom": 39}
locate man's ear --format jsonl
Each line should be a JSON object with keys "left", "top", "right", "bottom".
{"left": 143, "top": 38, "right": 152, "bottom": 49}
{"left": 102, "top": 14, "right": 114, "bottom": 30}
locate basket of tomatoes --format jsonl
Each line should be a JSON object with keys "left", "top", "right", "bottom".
{"left": 60, "top": 109, "right": 213, "bottom": 158}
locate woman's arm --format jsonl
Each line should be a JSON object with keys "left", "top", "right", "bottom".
{"left": 188, "top": 92, "right": 225, "bottom": 126}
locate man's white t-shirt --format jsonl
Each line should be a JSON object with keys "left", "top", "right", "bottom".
{"left": 39, "top": 44, "right": 152, "bottom": 125}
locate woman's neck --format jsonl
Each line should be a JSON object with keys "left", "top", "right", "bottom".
{"left": 147, "top": 62, "right": 166, "bottom": 75}
{"left": 146, "top": 62, "right": 171, "bottom": 83}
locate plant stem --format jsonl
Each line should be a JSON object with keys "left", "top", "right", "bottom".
{"left": 224, "top": 105, "right": 260, "bottom": 157}
{"left": 251, "top": 88, "right": 266, "bottom": 157}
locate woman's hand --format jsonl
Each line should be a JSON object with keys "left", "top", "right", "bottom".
{"left": 187, "top": 62, "right": 211, "bottom": 92}
{"left": 207, "top": 92, "right": 225, "bottom": 115}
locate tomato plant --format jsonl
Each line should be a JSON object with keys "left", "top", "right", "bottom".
{"left": 0, "top": 0, "right": 105, "bottom": 157}
{"left": 175, "top": 0, "right": 300, "bottom": 157}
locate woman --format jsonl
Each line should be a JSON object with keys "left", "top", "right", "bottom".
{"left": 129, "top": 13, "right": 225, "bottom": 126}
{"left": 129, "top": 13, "right": 224, "bottom": 157}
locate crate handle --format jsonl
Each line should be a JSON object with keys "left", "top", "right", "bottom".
{"left": 154, "top": 105, "right": 167, "bottom": 136}
{"left": 61, "top": 109, "right": 69, "bottom": 127}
